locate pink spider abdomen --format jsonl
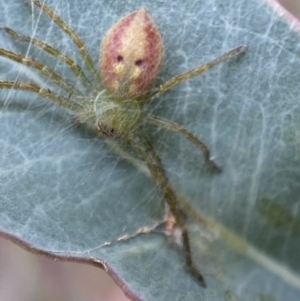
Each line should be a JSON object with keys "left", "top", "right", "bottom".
{"left": 99, "top": 7, "right": 164, "bottom": 98}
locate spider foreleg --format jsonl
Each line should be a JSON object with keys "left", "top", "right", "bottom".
{"left": 129, "top": 133, "right": 206, "bottom": 288}
{"left": 146, "top": 114, "right": 221, "bottom": 172}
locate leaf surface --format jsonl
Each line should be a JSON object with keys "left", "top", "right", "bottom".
{"left": 0, "top": 0, "right": 299, "bottom": 300}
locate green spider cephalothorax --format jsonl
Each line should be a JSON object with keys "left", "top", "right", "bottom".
{"left": 93, "top": 90, "right": 141, "bottom": 138}
{"left": 0, "top": 0, "right": 248, "bottom": 287}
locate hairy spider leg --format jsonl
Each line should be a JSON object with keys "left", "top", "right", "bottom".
{"left": 130, "top": 133, "right": 207, "bottom": 288}
{"left": 151, "top": 45, "right": 248, "bottom": 99}
{"left": 28, "top": 0, "right": 98, "bottom": 78}
{"left": 0, "top": 81, "right": 83, "bottom": 112}
{"left": 146, "top": 114, "right": 221, "bottom": 172}
{"left": 1, "top": 27, "right": 91, "bottom": 89}
{"left": 0, "top": 48, "right": 83, "bottom": 96}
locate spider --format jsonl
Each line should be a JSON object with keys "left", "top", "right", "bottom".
{"left": 0, "top": 0, "right": 248, "bottom": 288}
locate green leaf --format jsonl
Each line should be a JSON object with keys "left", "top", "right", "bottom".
{"left": 0, "top": 0, "right": 300, "bottom": 300}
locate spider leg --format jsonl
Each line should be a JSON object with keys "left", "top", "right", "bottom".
{"left": 129, "top": 133, "right": 206, "bottom": 288}
{"left": 151, "top": 45, "right": 248, "bottom": 99}
{"left": 0, "top": 48, "right": 83, "bottom": 96}
{"left": 146, "top": 114, "right": 221, "bottom": 172}
{"left": 28, "top": 0, "right": 98, "bottom": 78}
{"left": 0, "top": 81, "right": 83, "bottom": 112}
{"left": 1, "top": 27, "right": 91, "bottom": 89}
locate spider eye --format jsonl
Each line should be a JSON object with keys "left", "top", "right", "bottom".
{"left": 135, "top": 59, "right": 143, "bottom": 66}
{"left": 117, "top": 55, "right": 123, "bottom": 62}
{"left": 96, "top": 121, "right": 119, "bottom": 137}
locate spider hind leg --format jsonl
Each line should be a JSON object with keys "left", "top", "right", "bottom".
{"left": 1, "top": 26, "right": 91, "bottom": 89}
{"left": 28, "top": 0, "right": 98, "bottom": 78}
